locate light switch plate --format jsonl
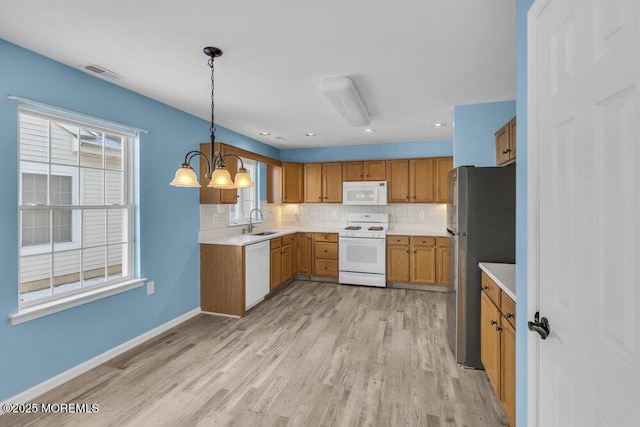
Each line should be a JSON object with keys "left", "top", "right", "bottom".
{"left": 419, "top": 211, "right": 425, "bottom": 219}
{"left": 147, "top": 281, "right": 155, "bottom": 295}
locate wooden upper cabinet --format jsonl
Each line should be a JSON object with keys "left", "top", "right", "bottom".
{"left": 323, "top": 162, "right": 343, "bottom": 202}
{"left": 267, "top": 164, "right": 282, "bottom": 204}
{"left": 282, "top": 162, "right": 304, "bottom": 203}
{"left": 199, "top": 142, "right": 238, "bottom": 204}
{"left": 343, "top": 161, "right": 364, "bottom": 181}
{"left": 304, "top": 163, "right": 323, "bottom": 203}
{"left": 305, "top": 162, "right": 342, "bottom": 203}
{"left": 496, "top": 117, "right": 516, "bottom": 166}
{"left": 363, "top": 160, "right": 386, "bottom": 181}
{"left": 409, "top": 158, "right": 434, "bottom": 203}
{"left": 343, "top": 160, "right": 385, "bottom": 181}
{"left": 434, "top": 157, "right": 453, "bottom": 203}
{"left": 386, "top": 159, "right": 410, "bottom": 202}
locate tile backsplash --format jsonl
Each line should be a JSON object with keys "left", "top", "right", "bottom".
{"left": 200, "top": 202, "right": 447, "bottom": 237}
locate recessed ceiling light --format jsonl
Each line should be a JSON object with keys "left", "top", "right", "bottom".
{"left": 362, "top": 128, "right": 376, "bottom": 133}
{"left": 259, "top": 132, "right": 270, "bottom": 136}
{"left": 432, "top": 123, "right": 446, "bottom": 128}
{"left": 305, "top": 133, "right": 317, "bottom": 137}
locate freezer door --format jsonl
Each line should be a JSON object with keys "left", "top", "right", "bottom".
{"left": 447, "top": 168, "right": 458, "bottom": 232}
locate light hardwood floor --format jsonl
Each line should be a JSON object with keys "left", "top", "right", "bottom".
{"left": 2, "top": 281, "right": 509, "bottom": 427}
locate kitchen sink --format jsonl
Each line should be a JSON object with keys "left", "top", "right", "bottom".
{"left": 250, "top": 231, "right": 279, "bottom": 236}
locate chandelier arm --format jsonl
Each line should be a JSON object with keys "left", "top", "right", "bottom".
{"left": 185, "top": 151, "right": 212, "bottom": 179}
{"left": 220, "top": 153, "right": 246, "bottom": 170}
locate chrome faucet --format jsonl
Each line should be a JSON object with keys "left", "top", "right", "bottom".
{"left": 247, "top": 208, "right": 264, "bottom": 233}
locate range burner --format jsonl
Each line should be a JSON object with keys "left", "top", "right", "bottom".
{"left": 368, "top": 226, "right": 383, "bottom": 231}
{"left": 345, "top": 226, "right": 362, "bottom": 230}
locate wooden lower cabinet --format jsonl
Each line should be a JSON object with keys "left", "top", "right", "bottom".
{"left": 313, "top": 233, "right": 338, "bottom": 277}
{"left": 271, "top": 235, "right": 296, "bottom": 291}
{"left": 387, "top": 235, "right": 450, "bottom": 286}
{"left": 501, "top": 318, "right": 516, "bottom": 427}
{"left": 481, "top": 291, "right": 502, "bottom": 394}
{"left": 480, "top": 271, "right": 516, "bottom": 427}
{"left": 201, "top": 244, "right": 245, "bottom": 317}
{"left": 297, "top": 233, "right": 313, "bottom": 274}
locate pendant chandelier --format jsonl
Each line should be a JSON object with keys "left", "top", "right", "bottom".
{"left": 170, "top": 47, "right": 254, "bottom": 189}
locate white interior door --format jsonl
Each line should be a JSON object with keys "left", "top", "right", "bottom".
{"left": 528, "top": 0, "right": 639, "bottom": 425}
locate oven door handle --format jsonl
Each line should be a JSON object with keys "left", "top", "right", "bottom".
{"left": 339, "top": 237, "right": 386, "bottom": 244}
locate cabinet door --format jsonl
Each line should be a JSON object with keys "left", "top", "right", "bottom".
{"left": 495, "top": 124, "right": 511, "bottom": 166}
{"left": 267, "top": 164, "right": 282, "bottom": 204}
{"left": 281, "top": 243, "right": 293, "bottom": 282}
{"left": 409, "top": 158, "right": 434, "bottom": 203}
{"left": 297, "top": 233, "right": 313, "bottom": 274}
{"left": 322, "top": 162, "right": 343, "bottom": 203}
{"left": 410, "top": 245, "right": 436, "bottom": 284}
{"left": 343, "top": 161, "right": 364, "bottom": 181}
{"left": 220, "top": 154, "right": 239, "bottom": 203}
{"left": 386, "top": 159, "right": 410, "bottom": 203}
{"left": 201, "top": 244, "right": 244, "bottom": 316}
{"left": 435, "top": 246, "right": 449, "bottom": 286}
{"left": 434, "top": 157, "right": 453, "bottom": 203}
{"left": 501, "top": 317, "right": 516, "bottom": 427}
{"left": 304, "top": 163, "right": 323, "bottom": 203}
{"left": 364, "top": 160, "right": 386, "bottom": 181}
{"left": 508, "top": 117, "right": 517, "bottom": 162}
{"left": 282, "top": 162, "right": 304, "bottom": 203}
{"left": 270, "top": 246, "right": 282, "bottom": 291}
{"left": 387, "top": 245, "right": 410, "bottom": 282}
{"left": 481, "top": 292, "right": 502, "bottom": 395}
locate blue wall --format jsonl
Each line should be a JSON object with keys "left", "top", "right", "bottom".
{"left": 516, "top": 1, "right": 534, "bottom": 426}
{"left": 281, "top": 140, "right": 452, "bottom": 162}
{"left": 453, "top": 100, "right": 516, "bottom": 167}
{"left": 0, "top": 39, "right": 273, "bottom": 402}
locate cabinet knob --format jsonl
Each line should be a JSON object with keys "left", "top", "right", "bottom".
{"left": 413, "top": 251, "right": 417, "bottom": 254}
{"left": 502, "top": 149, "right": 512, "bottom": 154}
{"left": 482, "top": 285, "right": 489, "bottom": 290}
{"left": 318, "top": 196, "right": 322, "bottom": 199}
{"left": 506, "top": 313, "right": 514, "bottom": 319}
{"left": 496, "top": 326, "right": 503, "bottom": 332}
{"left": 490, "top": 320, "right": 497, "bottom": 325}
{"left": 406, "top": 250, "right": 409, "bottom": 253}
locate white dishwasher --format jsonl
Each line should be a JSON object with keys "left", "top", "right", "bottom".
{"left": 244, "top": 240, "right": 270, "bottom": 310}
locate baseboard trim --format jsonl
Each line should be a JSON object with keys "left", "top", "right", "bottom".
{"left": 0, "top": 307, "right": 201, "bottom": 414}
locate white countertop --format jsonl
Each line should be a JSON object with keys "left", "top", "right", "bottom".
{"left": 200, "top": 224, "right": 449, "bottom": 246}
{"left": 479, "top": 262, "right": 516, "bottom": 301}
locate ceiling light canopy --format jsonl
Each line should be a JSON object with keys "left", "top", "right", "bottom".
{"left": 170, "top": 47, "right": 254, "bottom": 189}
{"left": 318, "top": 77, "right": 370, "bottom": 126}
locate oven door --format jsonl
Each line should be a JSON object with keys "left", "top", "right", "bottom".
{"left": 338, "top": 237, "right": 386, "bottom": 275}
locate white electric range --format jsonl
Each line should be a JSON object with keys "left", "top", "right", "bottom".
{"left": 338, "top": 213, "right": 389, "bottom": 287}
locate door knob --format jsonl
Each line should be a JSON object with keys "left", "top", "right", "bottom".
{"left": 528, "top": 311, "right": 551, "bottom": 339}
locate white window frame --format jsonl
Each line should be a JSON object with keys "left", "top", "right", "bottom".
{"left": 15, "top": 107, "right": 138, "bottom": 313}
{"left": 228, "top": 158, "right": 261, "bottom": 226}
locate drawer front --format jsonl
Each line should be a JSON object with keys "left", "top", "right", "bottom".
{"left": 270, "top": 237, "right": 282, "bottom": 250}
{"left": 314, "top": 259, "right": 338, "bottom": 277}
{"left": 315, "top": 242, "right": 338, "bottom": 259}
{"left": 282, "top": 234, "right": 296, "bottom": 246}
{"left": 388, "top": 235, "right": 410, "bottom": 245}
{"left": 481, "top": 272, "right": 501, "bottom": 307}
{"left": 501, "top": 292, "right": 516, "bottom": 327}
{"left": 436, "top": 237, "right": 450, "bottom": 247}
{"left": 314, "top": 233, "right": 338, "bottom": 243}
{"left": 410, "top": 236, "right": 436, "bottom": 246}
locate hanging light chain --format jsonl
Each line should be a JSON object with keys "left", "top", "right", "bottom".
{"left": 209, "top": 56, "right": 216, "bottom": 144}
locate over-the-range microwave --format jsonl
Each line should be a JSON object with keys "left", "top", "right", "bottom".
{"left": 342, "top": 181, "right": 387, "bottom": 205}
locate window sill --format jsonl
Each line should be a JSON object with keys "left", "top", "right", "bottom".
{"left": 9, "top": 278, "right": 146, "bottom": 326}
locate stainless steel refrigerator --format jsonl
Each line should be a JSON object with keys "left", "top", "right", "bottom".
{"left": 446, "top": 166, "right": 516, "bottom": 368}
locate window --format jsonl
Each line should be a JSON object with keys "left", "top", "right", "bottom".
{"left": 228, "top": 158, "right": 260, "bottom": 225}
{"left": 18, "top": 108, "right": 133, "bottom": 306}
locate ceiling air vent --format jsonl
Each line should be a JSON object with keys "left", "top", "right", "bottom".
{"left": 82, "top": 64, "right": 123, "bottom": 80}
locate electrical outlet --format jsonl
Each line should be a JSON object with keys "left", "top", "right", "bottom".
{"left": 419, "top": 211, "right": 425, "bottom": 220}
{"left": 214, "top": 214, "right": 219, "bottom": 224}
{"left": 216, "top": 205, "right": 222, "bottom": 213}
{"left": 147, "top": 281, "right": 155, "bottom": 295}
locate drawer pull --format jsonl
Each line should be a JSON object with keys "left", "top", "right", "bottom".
{"left": 490, "top": 320, "right": 498, "bottom": 326}
{"left": 495, "top": 326, "right": 502, "bottom": 332}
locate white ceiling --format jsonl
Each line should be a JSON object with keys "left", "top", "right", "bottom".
{"left": 0, "top": 0, "right": 516, "bottom": 149}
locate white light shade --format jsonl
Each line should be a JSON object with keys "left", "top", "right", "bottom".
{"left": 208, "top": 168, "right": 236, "bottom": 189}
{"left": 318, "top": 77, "right": 370, "bottom": 126}
{"left": 234, "top": 171, "right": 254, "bottom": 188}
{"left": 170, "top": 165, "right": 200, "bottom": 187}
